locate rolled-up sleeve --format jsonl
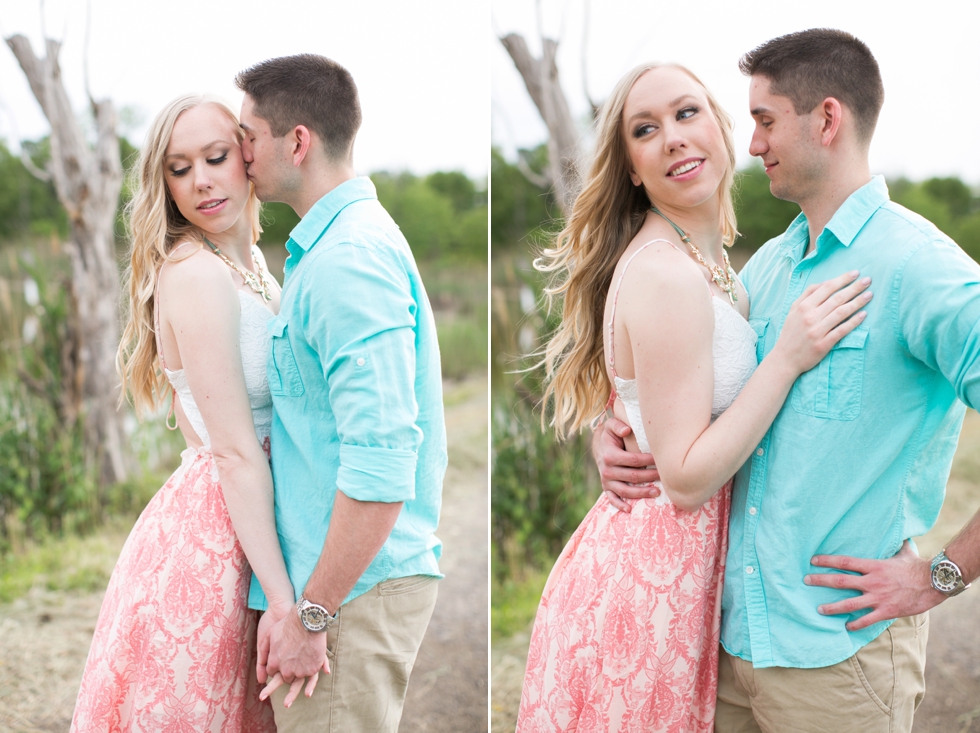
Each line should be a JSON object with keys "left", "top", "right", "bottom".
{"left": 301, "top": 241, "right": 422, "bottom": 502}
{"left": 897, "top": 237, "right": 980, "bottom": 409}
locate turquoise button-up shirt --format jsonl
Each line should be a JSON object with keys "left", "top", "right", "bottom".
{"left": 248, "top": 177, "right": 447, "bottom": 611}
{"left": 722, "top": 176, "right": 980, "bottom": 668}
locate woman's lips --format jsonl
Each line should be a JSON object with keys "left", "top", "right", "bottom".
{"left": 197, "top": 198, "right": 228, "bottom": 215}
{"left": 666, "top": 158, "right": 704, "bottom": 181}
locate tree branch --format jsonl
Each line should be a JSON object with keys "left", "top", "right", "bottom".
{"left": 19, "top": 147, "right": 51, "bottom": 182}
{"left": 516, "top": 151, "right": 549, "bottom": 189}
{"left": 499, "top": 31, "right": 581, "bottom": 216}
{"left": 84, "top": 0, "right": 94, "bottom": 105}
{"left": 581, "top": 0, "right": 598, "bottom": 118}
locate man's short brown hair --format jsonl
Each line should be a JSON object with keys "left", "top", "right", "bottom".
{"left": 739, "top": 29, "right": 884, "bottom": 143}
{"left": 235, "top": 54, "right": 361, "bottom": 161}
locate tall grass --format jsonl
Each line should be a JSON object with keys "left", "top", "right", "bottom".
{"left": 0, "top": 239, "right": 183, "bottom": 557}
{"left": 419, "top": 260, "right": 488, "bottom": 381}
{"left": 490, "top": 250, "right": 601, "bottom": 640}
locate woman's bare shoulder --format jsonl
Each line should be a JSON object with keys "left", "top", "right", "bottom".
{"left": 160, "top": 243, "right": 233, "bottom": 291}
{"left": 158, "top": 243, "right": 238, "bottom": 319}
{"left": 618, "top": 235, "right": 708, "bottom": 300}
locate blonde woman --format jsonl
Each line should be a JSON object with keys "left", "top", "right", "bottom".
{"left": 516, "top": 65, "right": 871, "bottom": 731}
{"left": 71, "top": 96, "right": 323, "bottom": 731}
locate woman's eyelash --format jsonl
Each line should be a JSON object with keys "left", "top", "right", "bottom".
{"left": 207, "top": 154, "right": 227, "bottom": 165}
{"left": 171, "top": 167, "right": 190, "bottom": 177}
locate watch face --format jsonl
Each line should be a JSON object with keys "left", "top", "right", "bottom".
{"left": 933, "top": 561, "right": 960, "bottom": 593}
{"left": 300, "top": 604, "right": 329, "bottom": 632}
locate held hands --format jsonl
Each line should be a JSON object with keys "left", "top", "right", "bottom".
{"left": 804, "top": 541, "right": 946, "bottom": 631}
{"left": 257, "top": 602, "right": 330, "bottom": 708}
{"left": 592, "top": 417, "right": 661, "bottom": 512}
{"left": 773, "top": 270, "right": 872, "bottom": 375}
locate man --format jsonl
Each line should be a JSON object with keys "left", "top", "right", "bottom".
{"left": 235, "top": 54, "right": 446, "bottom": 731}
{"left": 595, "top": 29, "right": 980, "bottom": 732}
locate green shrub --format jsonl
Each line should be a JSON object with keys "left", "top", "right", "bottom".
{"left": 0, "top": 253, "right": 99, "bottom": 551}
{"left": 491, "top": 385, "right": 598, "bottom": 582}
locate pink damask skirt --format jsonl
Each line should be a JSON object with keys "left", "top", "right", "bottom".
{"left": 70, "top": 447, "right": 276, "bottom": 733}
{"left": 517, "top": 482, "right": 730, "bottom": 733}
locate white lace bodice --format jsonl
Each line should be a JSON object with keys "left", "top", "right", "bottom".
{"left": 614, "top": 297, "right": 758, "bottom": 453}
{"left": 606, "top": 239, "right": 758, "bottom": 455}
{"left": 163, "top": 291, "right": 273, "bottom": 449}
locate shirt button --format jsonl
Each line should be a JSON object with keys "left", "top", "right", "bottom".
{"left": 756, "top": 447, "right": 764, "bottom": 456}
{"left": 356, "top": 358, "right": 366, "bottom": 366}
{"left": 746, "top": 566, "right": 755, "bottom": 574}
{"left": 749, "top": 506, "right": 758, "bottom": 516}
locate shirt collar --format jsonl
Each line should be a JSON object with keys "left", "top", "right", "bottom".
{"left": 288, "top": 176, "right": 378, "bottom": 252}
{"left": 823, "top": 175, "right": 890, "bottom": 247}
{"left": 777, "top": 175, "right": 890, "bottom": 259}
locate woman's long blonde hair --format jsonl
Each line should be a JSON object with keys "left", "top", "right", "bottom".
{"left": 538, "top": 63, "right": 738, "bottom": 439}
{"left": 117, "top": 94, "right": 262, "bottom": 418}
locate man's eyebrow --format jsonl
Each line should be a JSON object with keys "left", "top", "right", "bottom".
{"left": 239, "top": 121, "right": 253, "bottom": 132}
{"left": 164, "top": 140, "right": 227, "bottom": 160}
{"left": 750, "top": 106, "right": 770, "bottom": 117}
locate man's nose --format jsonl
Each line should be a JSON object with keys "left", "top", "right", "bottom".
{"left": 748, "top": 130, "right": 767, "bottom": 157}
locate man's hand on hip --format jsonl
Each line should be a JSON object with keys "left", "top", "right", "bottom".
{"left": 805, "top": 540, "right": 946, "bottom": 630}
{"left": 593, "top": 416, "right": 661, "bottom": 511}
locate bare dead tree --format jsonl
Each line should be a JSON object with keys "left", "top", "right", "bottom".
{"left": 500, "top": 32, "right": 581, "bottom": 217}
{"left": 6, "top": 33, "right": 127, "bottom": 485}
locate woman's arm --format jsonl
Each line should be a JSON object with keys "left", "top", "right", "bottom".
{"left": 160, "top": 250, "right": 294, "bottom": 613}
{"left": 620, "top": 248, "right": 869, "bottom": 511}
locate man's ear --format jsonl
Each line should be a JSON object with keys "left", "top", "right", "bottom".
{"left": 817, "top": 97, "right": 843, "bottom": 148}
{"left": 289, "top": 125, "right": 313, "bottom": 167}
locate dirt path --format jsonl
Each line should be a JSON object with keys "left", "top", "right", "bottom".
{"left": 400, "top": 377, "right": 489, "bottom": 732}
{"left": 491, "top": 410, "right": 980, "bottom": 733}
{"left": 0, "top": 376, "right": 488, "bottom": 733}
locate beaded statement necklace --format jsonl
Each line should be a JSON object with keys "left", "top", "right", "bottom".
{"left": 649, "top": 205, "right": 738, "bottom": 305}
{"left": 203, "top": 237, "right": 274, "bottom": 302}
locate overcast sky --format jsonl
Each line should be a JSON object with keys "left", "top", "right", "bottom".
{"left": 0, "top": 0, "right": 488, "bottom": 178}
{"left": 492, "top": 0, "right": 980, "bottom": 184}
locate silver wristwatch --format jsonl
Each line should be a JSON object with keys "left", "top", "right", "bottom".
{"left": 296, "top": 595, "right": 335, "bottom": 632}
{"left": 930, "top": 550, "right": 971, "bottom": 597}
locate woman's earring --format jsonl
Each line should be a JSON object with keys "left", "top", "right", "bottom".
{"left": 629, "top": 172, "right": 641, "bottom": 187}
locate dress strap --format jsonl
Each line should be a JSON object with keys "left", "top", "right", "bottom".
{"left": 607, "top": 238, "right": 690, "bottom": 378}
{"left": 153, "top": 271, "right": 167, "bottom": 372}
{"left": 155, "top": 241, "right": 195, "bottom": 431}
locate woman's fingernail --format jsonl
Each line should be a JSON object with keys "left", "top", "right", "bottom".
{"left": 863, "top": 292, "right": 873, "bottom": 299}
{"left": 861, "top": 277, "right": 871, "bottom": 284}
{"left": 849, "top": 270, "right": 860, "bottom": 277}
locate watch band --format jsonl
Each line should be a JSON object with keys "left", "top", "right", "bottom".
{"left": 930, "top": 550, "right": 971, "bottom": 597}
{"left": 296, "top": 595, "right": 335, "bottom": 632}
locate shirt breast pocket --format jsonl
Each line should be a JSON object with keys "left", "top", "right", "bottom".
{"left": 268, "top": 319, "right": 305, "bottom": 397}
{"left": 791, "top": 326, "right": 868, "bottom": 420}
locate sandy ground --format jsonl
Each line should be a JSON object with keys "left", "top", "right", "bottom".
{"left": 491, "top": 409, "right": 980, "bottom": 733}
{"left": 401, "top": 377, "right": 489, "bottom": 732}
{"left": 0, "top": 376, "right": 489, "bottom": 733}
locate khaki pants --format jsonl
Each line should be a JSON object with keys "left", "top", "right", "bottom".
{"left": 269, "top": 575, "right": 439, "bottom": 733}
{"left": 715, "top": 613, "right": 929, "bottom": 733}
